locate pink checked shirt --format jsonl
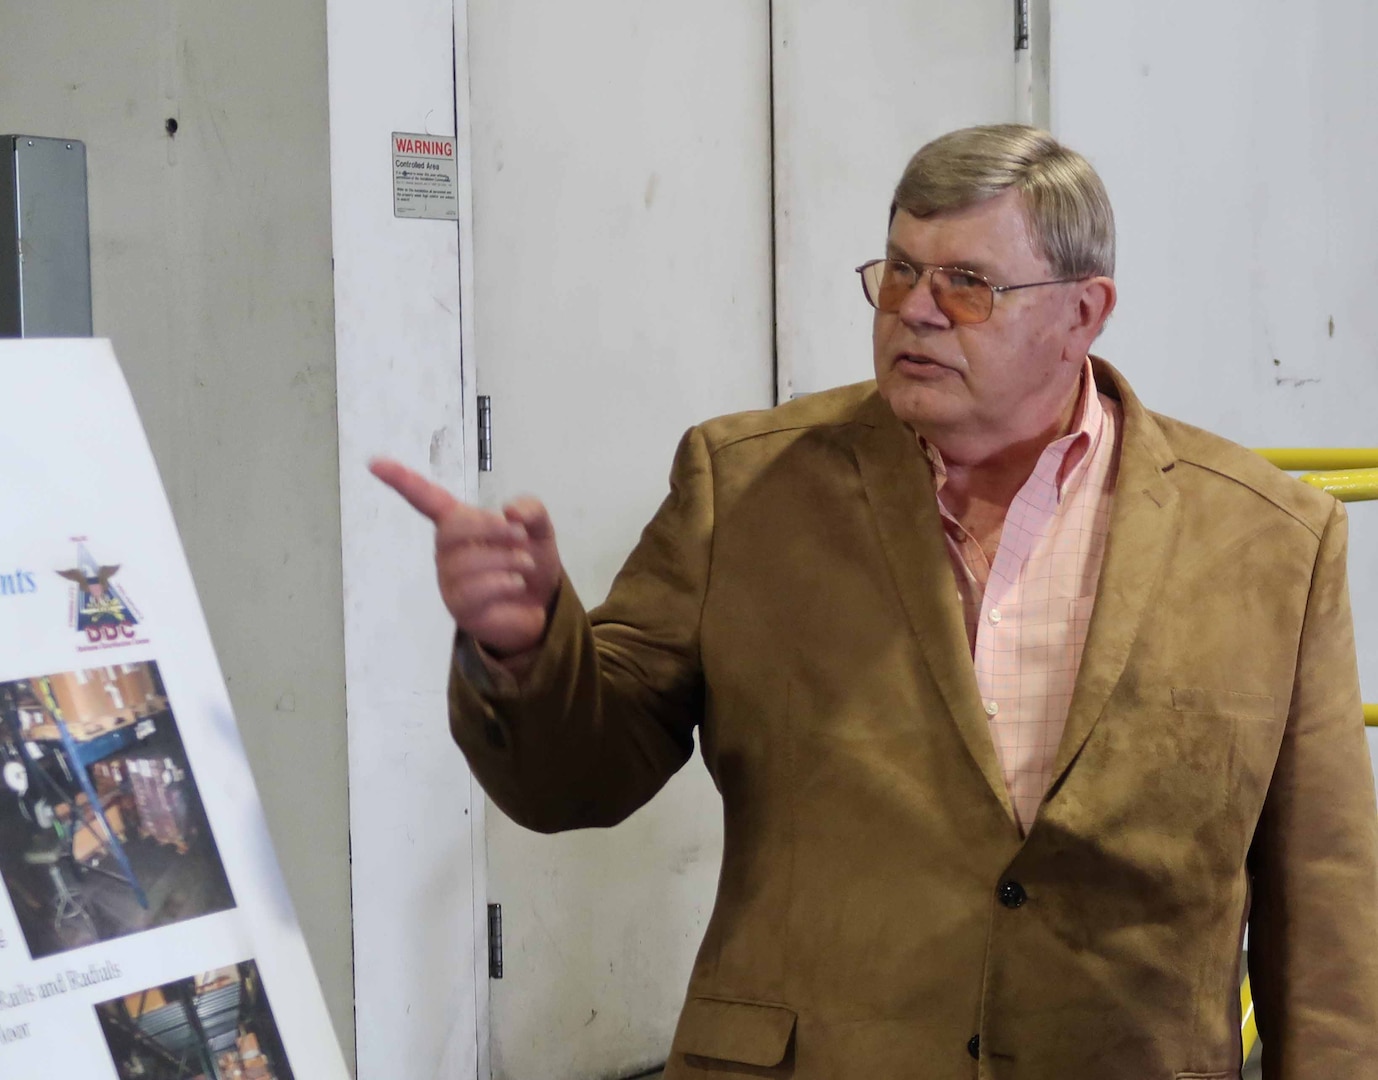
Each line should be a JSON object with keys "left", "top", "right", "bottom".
{"left": 924, "top": 362, "right": 1122, "bottom": 833}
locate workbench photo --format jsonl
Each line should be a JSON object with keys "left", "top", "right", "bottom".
{"left": 0, "top": 660, "right": 236, "bottom": 959}
{"left": 95, "top": 960, "right": 295, "bottom": 1080}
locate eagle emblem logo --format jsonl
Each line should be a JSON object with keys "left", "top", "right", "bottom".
{"left": 57, "top": 543, "right": 140, "bottom": 640}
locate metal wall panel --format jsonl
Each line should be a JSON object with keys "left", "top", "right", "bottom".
{"left": 0, "top": 147, "right": 16, "bottom": 336}
{"left": 0, "top": 135, "right": 92, "bottom": 337}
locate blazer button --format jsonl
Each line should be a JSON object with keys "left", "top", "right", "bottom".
{"left": 998, "top": 880, "right": 1028, "bottom": 909}
{"left": 967, "top": 1034, "right": 981, "bottom": 1059}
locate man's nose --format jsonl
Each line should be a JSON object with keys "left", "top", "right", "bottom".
{"left": 896, "top": 269, "right": 951, "bottom": 329}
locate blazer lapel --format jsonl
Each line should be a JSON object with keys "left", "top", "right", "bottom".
{"left": 1047, "top": 362, "right": 1180, "bottom": 788}
{"left": 849, "top": 393, "right": 1016, "bottom": 825}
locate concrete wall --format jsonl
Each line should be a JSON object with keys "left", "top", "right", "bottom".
{"left": 0, "top": 3, "right": 353, "bottom": 1066}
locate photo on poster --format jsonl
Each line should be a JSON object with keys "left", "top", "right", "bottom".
{"left": 0, "top": 661, "right": 235, "bottom": 958}
{"left": 95, "top": 959, "right": 296, "bottom": 1080}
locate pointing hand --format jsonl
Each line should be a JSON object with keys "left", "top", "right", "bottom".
{"left": 369, "top": 459, "right": 563, "bottom": 657}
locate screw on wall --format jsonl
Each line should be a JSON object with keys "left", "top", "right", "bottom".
{"left": 165, "top": 118, "right": 179, "bottom": 136}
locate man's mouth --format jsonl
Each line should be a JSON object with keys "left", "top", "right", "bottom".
{"left": 896, "top": 352, "right": 948, "bottom": 370}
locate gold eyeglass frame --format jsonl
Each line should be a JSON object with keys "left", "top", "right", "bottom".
{"left": 854, "top": 258, "right": 1086, "bottom": 325}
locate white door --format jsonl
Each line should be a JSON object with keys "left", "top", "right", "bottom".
{"left": 469, "top": 4, "right": 1026, "bottom": 1078}
{"left": 1048, "top": 0, "right": 1378, "bottom": 780}
{"left": 467, "top": 4, "right": 773, "bottom": 1078}
{"left": 773, "top": 1, "right": 1022, "bottom": 398}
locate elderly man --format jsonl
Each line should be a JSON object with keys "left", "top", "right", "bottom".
{"left": 374, "top": 125, "right": 1378, "bottom": 1078}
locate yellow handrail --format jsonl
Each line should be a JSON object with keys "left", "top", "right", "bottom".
{"left": 1298, "top": 469, "right": 1378, "bottom": 502}
{"left": 1255, "top": 449, "right": 1378, "bottom": 502}
{"left": 1257, "top": 448, "right": 1378, "bottom": 471}
{"left": 1241, "top": 975, "right": 1259, "bottom": 1059}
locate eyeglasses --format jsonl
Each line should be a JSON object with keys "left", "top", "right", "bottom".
{"left": 854, "top": 258, "right": 1085, "bottom": 326}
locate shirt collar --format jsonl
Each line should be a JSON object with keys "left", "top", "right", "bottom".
{"left": 921, "top": 357, "right": 1104, "bottom": 505}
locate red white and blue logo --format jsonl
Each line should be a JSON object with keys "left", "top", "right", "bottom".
{"left": 57, "top": 541, "right": 142, "bottom": 644}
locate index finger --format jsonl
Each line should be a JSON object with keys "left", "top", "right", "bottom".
{"left": 369, "top": 457, "right": 460, "bottom": 524}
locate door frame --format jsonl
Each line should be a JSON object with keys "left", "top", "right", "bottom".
{"left": 327, "top": 0, "right": 486, "bottom": 1074}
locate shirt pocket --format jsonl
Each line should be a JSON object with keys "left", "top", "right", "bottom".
{"left": 984, "top": 592, "right": 1094, "bottom": 646}
{"left": 980, "top": 594, "right": 1095, "bottom": 704}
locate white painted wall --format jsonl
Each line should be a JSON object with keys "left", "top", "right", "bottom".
{"left": 327, "top": 0, "right": 481, "bottom": 1077}
{"left": 773, "top": 1, "right": 1017, "bottom": 399}
{"left": 1049, "top": 0, "right": 1378, "bottom": 778}
{"left": 466, "top": 2, "right": 775, "bottom": 1076}
{"left": 0, "top": 3, "right": 354, "bottom": 1064}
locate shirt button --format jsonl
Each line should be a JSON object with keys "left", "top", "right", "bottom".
{"left": 967, "top": 1034, "right": 981, "bottom": 1059}
{"left": 988, "top": 608, "right": 1002, "bottom": 625}
{"left": 985, "top": 701, "right": 999, "bottom": 717}
{"left": 999, "top": 880, "right": 1028, "bottom": 909}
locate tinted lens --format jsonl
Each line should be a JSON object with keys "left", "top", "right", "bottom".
{"left": 862, "top": 260, "right": 915, "bottom": 312}
{"left": 931, "top": 269, "right": 993, "bottom": 325}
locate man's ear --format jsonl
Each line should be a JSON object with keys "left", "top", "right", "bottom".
{"left": 1069, "top": 276, "right": 1116, "bottom": 351}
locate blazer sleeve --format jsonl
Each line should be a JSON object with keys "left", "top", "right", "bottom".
{"left": 447, "top": 425, "right": 714, "bottom": 833}
{"left": 1248, "top": 499, "right": 1378, "bottom": 1076}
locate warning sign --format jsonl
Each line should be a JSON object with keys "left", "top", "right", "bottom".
{"left": 392, "top": 132, "right": 459, "bottom": 220}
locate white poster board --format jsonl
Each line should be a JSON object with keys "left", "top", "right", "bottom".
{"left": 0, "top": 339, "right": 348, "bottom": 1080}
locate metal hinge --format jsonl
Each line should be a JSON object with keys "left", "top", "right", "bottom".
{"left": 478, "top": 395, "right": 493, "bottom": 473}
{"left": 1015, "top": 0, "right": 1030, "bottom": 52}
{"left": 487, "top": 902, "right": 504, "bottom": 978}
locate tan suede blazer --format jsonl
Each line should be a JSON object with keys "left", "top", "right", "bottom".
{"left": 450, "top": 360, "right": 1378, "bottom": 1079}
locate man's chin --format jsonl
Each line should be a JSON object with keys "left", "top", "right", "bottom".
{"left": 878, "top": 379, "right": 963, "bottom": 433}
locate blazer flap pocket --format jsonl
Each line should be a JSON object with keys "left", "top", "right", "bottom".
{"left": 1171, "top": 686, "right": 1275, "bottom": 719}
{"left": 674, "top": 995, "right": 797, "bottom": 1067}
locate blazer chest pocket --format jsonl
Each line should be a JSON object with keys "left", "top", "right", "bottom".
{"left": 672, "top": 995, "right": 796, "bottom": 1068}
{"left": 1171, "top": 686, "right": 1275, "bottom": 721}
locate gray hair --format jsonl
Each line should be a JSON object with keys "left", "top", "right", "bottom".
{"left": 891, "top": 124, "right": 1115, "bottom": 279}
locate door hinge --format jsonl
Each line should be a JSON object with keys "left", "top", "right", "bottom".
{"left": 1015, "top": 0, "right": 1030, "bottom": 52}
{"left": 487, "top": 902, "right": 503, "bottom": 978}
{"left": 478, "top": 395, "right": 493, "bottom": 473}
